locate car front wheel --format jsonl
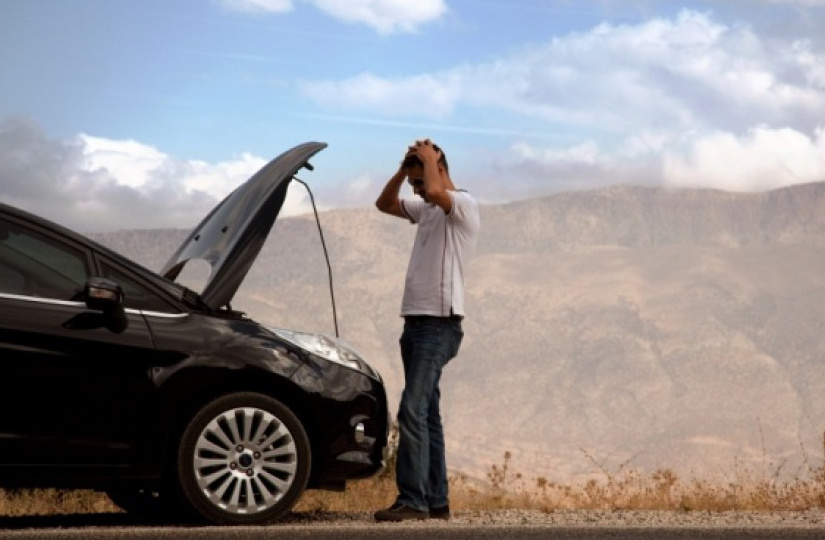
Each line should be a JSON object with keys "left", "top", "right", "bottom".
{"left": 176, "top": 392, "right": 310, "bottom": 525}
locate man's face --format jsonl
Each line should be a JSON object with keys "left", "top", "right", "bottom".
{"left": 405, "top": 164, "right": 427, "bottom": 202}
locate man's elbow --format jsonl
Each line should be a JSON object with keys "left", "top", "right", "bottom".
{"left": 429, "top": 190, "right": 453, "bottom": 214}
{"left": 375, "top": 198, "right": 396, "bottom": 214}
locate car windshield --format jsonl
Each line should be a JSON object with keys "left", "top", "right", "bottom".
{"left": 84, "top": 234, "right": 206, "bottom": 311}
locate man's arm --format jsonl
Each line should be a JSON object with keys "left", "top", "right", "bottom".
{"left": 418, "top": 141, "right": 453, "bottom": 214}
{"left": 375, "top": 166, "right": 408, "bottom": 219}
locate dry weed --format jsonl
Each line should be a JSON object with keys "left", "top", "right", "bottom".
{"left": 2, "top": 430, "right": 823, "bottom": 516}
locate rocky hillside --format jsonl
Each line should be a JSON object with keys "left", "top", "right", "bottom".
{"left": 90, "top": 181, "right": 825, "bottom": 482}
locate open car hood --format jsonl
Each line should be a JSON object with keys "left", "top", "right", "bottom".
{"left": 160, "top": 142, "right": 327, "bottom": 311}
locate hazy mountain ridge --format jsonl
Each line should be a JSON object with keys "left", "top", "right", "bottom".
{"left": 479, "top": 182, "right": 825, "bottom": 252}
{"left": 89, "top": 181, "right": 825, "bottom": 482}
{"left": 92, "top": 181, "right": 825, "bottom": 265}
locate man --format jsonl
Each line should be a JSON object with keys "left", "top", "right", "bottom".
{"left": 373, "top": 139, "right": 481, "bottom": 521}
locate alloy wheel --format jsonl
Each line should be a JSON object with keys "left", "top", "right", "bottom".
{"left": 192, "top": 406, "right": 299, "bottom": 515}
{"left": 177, "top": 393, "right": 310, "bottom": 524}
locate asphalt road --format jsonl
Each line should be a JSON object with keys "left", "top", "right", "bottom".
{"left": 0, "top": 514, "right": 823, "bottom": 540}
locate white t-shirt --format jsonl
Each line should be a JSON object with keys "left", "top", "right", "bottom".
{"left": 398, "top": 190, "right": 480, "bottom": 318}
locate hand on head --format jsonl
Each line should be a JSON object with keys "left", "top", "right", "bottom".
{"left": 402, "top": 139, "right": 442, "bottom": 169}
{"left": 413, "top": 139, "right": 441, "bottom": 162}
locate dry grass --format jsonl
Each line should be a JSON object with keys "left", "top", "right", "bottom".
{"left": 295, "top": 450, "right": 825, "bottom": 514}
{"left": 2, "top": 430, "right": 824, "bottom": 517}
{"left": 467, "top": 451, "right": 825, "bottom": 513}
{"left": 0, "top": 488, "right": 117, "bottom": 517}
{"left": 296, "top": 429, "right": 825, "bottom": 514}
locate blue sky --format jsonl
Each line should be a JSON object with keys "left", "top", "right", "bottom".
{"left": 1, "top": 0, "right": 824, "bottom": 231}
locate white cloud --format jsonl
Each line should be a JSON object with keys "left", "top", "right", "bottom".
{"left": 217, "top": 0, "right": 294, "bottom": 13}
{"left": 311, "top": 0, "right": 447, "bottom": 34}
{"left": 513, "top": 141, "right": 601, "bottom": 165}
{"left": 81, "top": 135, "right": 272, "bottom": 201}
{"left": 302, "top": 9, "right": 825, "bottom": 194}
{"left": 348, "top": 173, "right": 373, "bottom": 196}
{"left": 300, "top": 72, "right": 461, "bottom": 119}
{"left": 663, "top": 125, "right": 825, "bottom": 191}
{"left": 303, "top": 10, "right": 825, "bottom": 135}
{"left": 217, "top": 0, "right": 446, "bottom": 34}
{"left": 80, "top": 135, "right": 168, "bottom": 189}
{"left": 0, "top": 117, "right": 313, "bottom": 232}
{"left": 494, "top": 139, "right": 662, "bottom": 197}
{"left": 495, "top": 125, "right": 825, "bottom": 197}
{"left": 762, "top": 0, "right": 825, "bottom": 5}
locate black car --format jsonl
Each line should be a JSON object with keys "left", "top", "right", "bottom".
{"left": 0, "top": 142, "right": 388, "bottom": 525}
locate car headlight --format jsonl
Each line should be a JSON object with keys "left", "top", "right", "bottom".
{"left": 268, "top": 327, "right": 377, "bottom": 378}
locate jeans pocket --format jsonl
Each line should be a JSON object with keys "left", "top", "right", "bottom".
{"left": 449, "top": 326, "right": 464, "bottom": 360}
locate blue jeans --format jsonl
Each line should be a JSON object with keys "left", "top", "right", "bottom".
{"left": 394, "top": 316, "right": 464, "bottom": 511}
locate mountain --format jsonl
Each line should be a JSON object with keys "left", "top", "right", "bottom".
{"left": 89, "top": 181, "right": 825, "bottom": 482}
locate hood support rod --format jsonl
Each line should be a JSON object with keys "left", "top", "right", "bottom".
{"left": 293, "top": 176, "right": 339, "bottom": 338}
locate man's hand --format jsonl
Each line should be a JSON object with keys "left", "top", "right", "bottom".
{"left": 412, "top": 139, "right": 441, "bottom": 165}
{"left": 398, "top": 144, "right": 417, "bottom": 173}
{"left": 413, "top": 139, "right": 453, "bottom": 214}
{"left": 378, "top": 138, "right": 453, "bottom": 217}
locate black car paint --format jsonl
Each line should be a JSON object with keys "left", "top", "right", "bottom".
{"left": 0, "top": 189, "right": 387, "bottom": 493}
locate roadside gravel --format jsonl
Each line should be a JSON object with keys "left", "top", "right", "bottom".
{"left": 282, "top": 509, "right": 825, "bottom": 528}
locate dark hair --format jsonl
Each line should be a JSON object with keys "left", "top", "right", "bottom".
{"left": 402, "top": 143, "right": 449, "bottom": 173}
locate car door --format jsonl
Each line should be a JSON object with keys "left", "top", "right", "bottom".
{"left": 0, "top": 216, "right": 157, "bottom": 467}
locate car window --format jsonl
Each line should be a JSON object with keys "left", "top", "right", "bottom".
{"left": 100, "top": 263, "right": 178, "bottom": 313}
{"left": 0, "top": 217, "right": 89, "bottom": 300}
{"left": 0, "top": 246, "right": 27, "bottom": 294}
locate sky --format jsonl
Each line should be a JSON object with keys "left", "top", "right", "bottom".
{"left": 1, "top": 0, "right": 825, "bottom": 232}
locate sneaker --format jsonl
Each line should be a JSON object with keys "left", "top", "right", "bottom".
{"left": 429, "top": 504, "right": 450, "bottom": 520}
{"left": 374, "top": 503, "right": 429, "bottom": 522}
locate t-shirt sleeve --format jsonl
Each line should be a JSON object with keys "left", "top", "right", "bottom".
{"left": 399, "top": 198, "right": 426, "bottom": 224}
{"left": 448, "top": 191, "right": 481, "bottom": 233}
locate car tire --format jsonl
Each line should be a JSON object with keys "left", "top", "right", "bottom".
{"left": 176, "top": 392, "right": 311, "bottom": 525}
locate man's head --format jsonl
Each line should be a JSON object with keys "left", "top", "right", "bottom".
{"left": 401, "top": 139, "right": 452, "bottom": 203}
{"left": 402, "top": 142, "right": 449, "bottom": 173}
{"left": 402, "top": 141, "right": 449, "bottom": 203}
{"left": 405, "top": 168, "right": 427, "bottom": 201}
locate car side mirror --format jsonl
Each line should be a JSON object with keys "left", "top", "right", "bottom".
{"left": 85, "top": 277, "right": 124, "bottom": 313}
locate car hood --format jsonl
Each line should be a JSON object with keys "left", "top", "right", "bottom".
{"left": 160, "top": 142, "right": 327, "bottom": 311}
